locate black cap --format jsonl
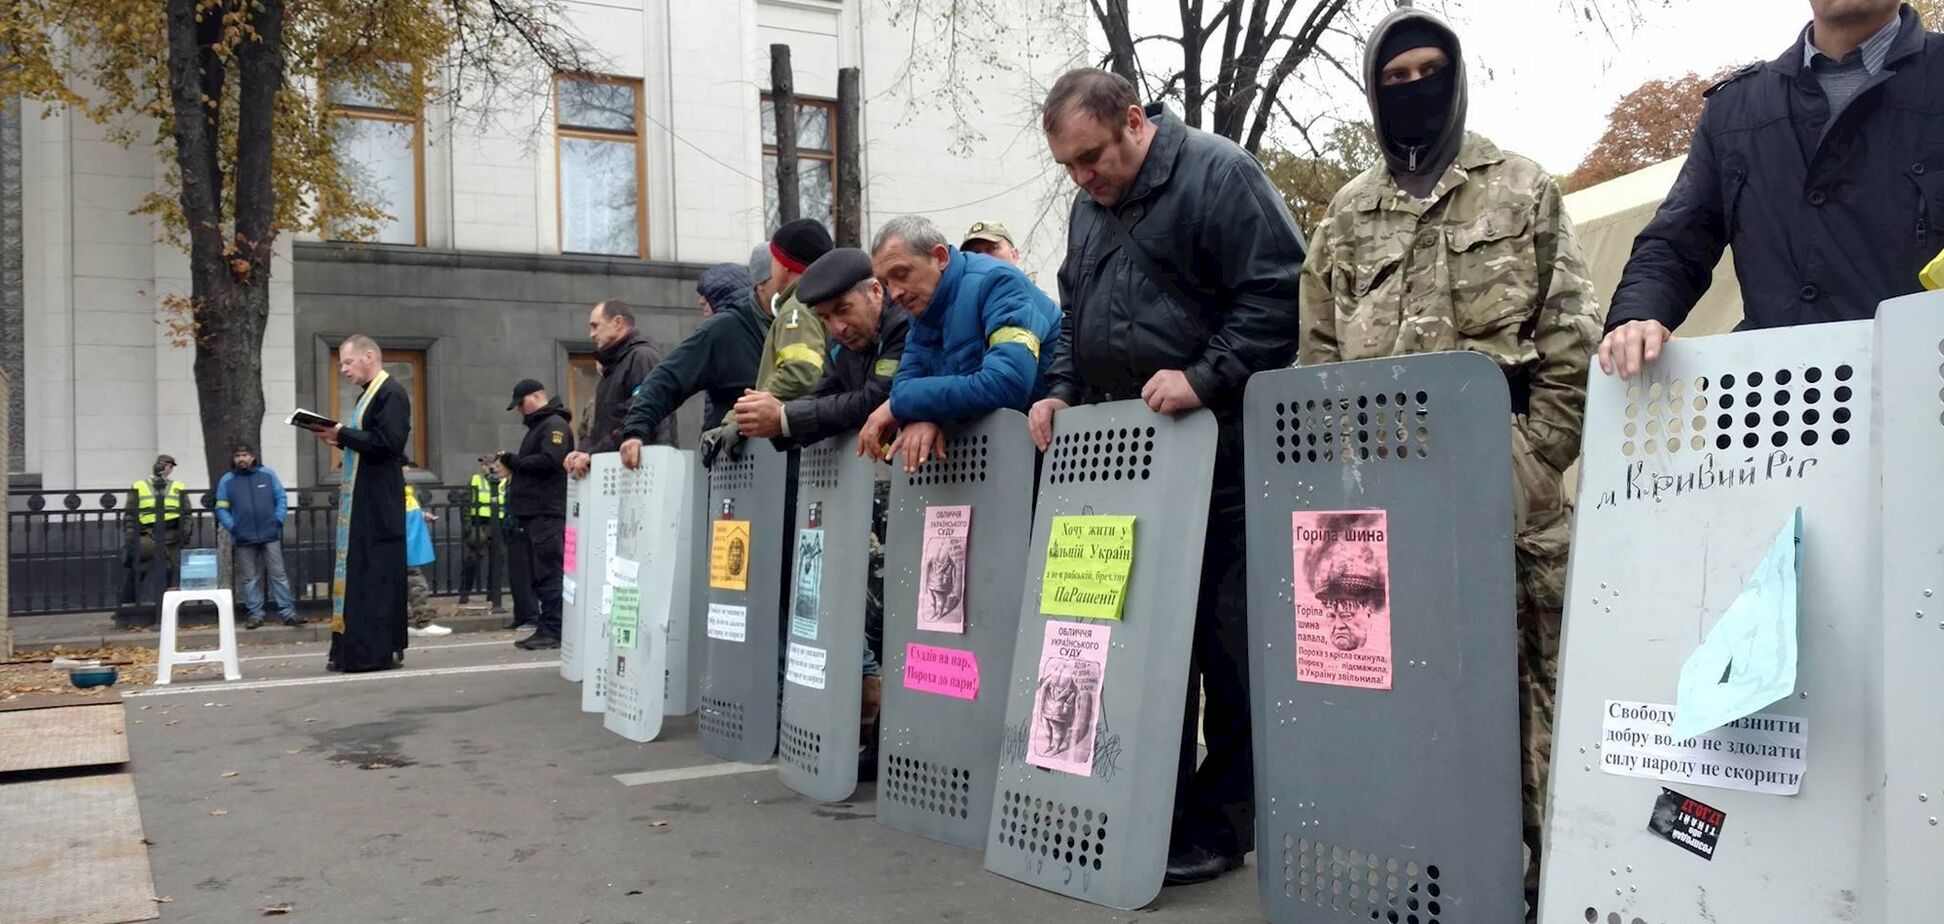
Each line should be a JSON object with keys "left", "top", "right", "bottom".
{"left": 156, "top": 454, "right": 176, "bottom": 467}
{"left": 769, "top": 219, "right": 834, "bottom": 273}
{"left": 507, "top": 378, "right": 545, "bottom": 410}
{"left": 232, "top": 441, "right": 254, "bottom": 454}
{"left": 795, "top": 248, "right": 875, "bottom": 307}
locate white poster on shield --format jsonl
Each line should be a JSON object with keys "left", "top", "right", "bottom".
{"left": 1600, "top": 700, "right": 1807, "bottom": 796}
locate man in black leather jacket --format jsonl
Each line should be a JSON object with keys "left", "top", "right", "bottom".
{"left": 1029, "top": 67, "right": 1307, "bottom": 886}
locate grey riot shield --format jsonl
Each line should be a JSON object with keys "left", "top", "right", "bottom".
{"left": 697, "top": 439, "right": 793, "bottom": 763}
{"left": 1244, "top": 352, "right": 1521, "bottom": 924}
{"left": 879, "top": 410, "right": 1035, "bottom": 849}
{"left": 778, "top": 432, "right": 876, "bottom": 802}
{"left": 983, "top": 400, "right": 1217, "bottom": 911}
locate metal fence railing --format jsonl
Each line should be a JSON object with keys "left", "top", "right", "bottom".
{"left": 7, "top": 483, "right": 510, "bottom": 617}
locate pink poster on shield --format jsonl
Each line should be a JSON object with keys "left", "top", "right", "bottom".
{"left": 1026, "top": 621, "right": 1110, "bottom": 776}
{"left": 916, "top": 506, "right": 971, "bottom": 633}
{"left": 563, "top": 525, "right": 578, "bottom": 572}
{"left": 903, "top": 643, "right": 979, "bottom": 700}
{"left": 1292, "top": 510, "right": 1393, "bottom": 690}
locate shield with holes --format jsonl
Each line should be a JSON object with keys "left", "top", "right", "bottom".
{"left": 1244, "top": 353, "right": 1521, "bottom": 924}
{"left": 601, "top": 446, "right": 688, "bottom": 743}
{"left": 777, "top": 432, "right": 877, "bottom": 802}
{"left": 697, "top": 439, "right": 794, "bottom": 763}
{"left": 983, "top": 401, "right": 1217, "bottom": 911}
{"left": 879, "top": 410, "right": 1036, "bottom": 849}
{"left": 574, "top": 455, "right": 627, "bottom": 714}
{"left": 665, "top": 452, "right": 709, "bottom": 716}
{"left": 1545, "top": 320, "right": 1876, "bottom": 923}
{"left": 560, "top": 467, "right": 596, "bottom": 684}
{"left": 1871, "top": 291, "right": 1944, "bottom": 922}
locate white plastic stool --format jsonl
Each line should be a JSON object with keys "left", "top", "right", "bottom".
{"left": 156, "top": 589, "right": 242, "bottom": 685}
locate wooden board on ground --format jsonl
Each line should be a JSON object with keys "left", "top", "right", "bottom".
{"left": 0, "top": 703, "right": 128, "bottom": 774}
{"left": 0, "top": 773, "right": 159, "bottom": 924}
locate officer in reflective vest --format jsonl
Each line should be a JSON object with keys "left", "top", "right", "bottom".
{"left": 460, "top": 456, "right": 507, "bottom": 607}
{"left": 122, "top": 453, "right": 189, "bottom": 603}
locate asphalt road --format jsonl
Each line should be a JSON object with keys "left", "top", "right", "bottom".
{"left": 122, "top": 634, "right": 1259, "bottom": 923}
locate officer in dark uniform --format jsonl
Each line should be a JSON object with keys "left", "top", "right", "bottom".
{"left": 501, "top": 379, "right": 575, "bottom": 649}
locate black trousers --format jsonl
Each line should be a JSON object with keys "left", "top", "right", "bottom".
{"left": 511, "top": 514, "right": 565, "bottom": 634}
{"left": 1171, "top": 480, "right": 1254, "bottom": 858}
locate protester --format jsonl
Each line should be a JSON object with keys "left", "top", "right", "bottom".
{"left": 121, "top": 453, "right": 188, "bottom": 604}
{"left": 1031, "top": 68, "right": 1306, "bottom": 885}
{"left": 460, "top": 456, "right": 506, "bottom": 610}
{"left": 857, "top": 215, "right": 1061, "bottom": 473}
{"left": 310, "top": 334, "right": 411, "bottom": 673}
{"left": 566, "top": 300, "right": 674, "bottom": 479}
{"left": 402, "top": 476, "right": 452, "bottom": 639}
{"left": 1297, "top": 9, "right": 1600, "bottom": 912}
{"left": 1599, "top": 0, "right": 1942, "bottom": 378}
{"left": 703, "top": 220, "right": 833, "bottom": 464}
{"left": 502, "top": 379, "right": 574, "bottom": 650}
{"left": 214, "top": 443, "right": 298, "bottom": 629}
{"left": 735, "top": 247, "right": 912, "bottom": 779}
{"left": 619, "top": 263, "right": 766, "bottom": 470}
{"left": 959, "top": 221, "right": 1022, "bottom": 265}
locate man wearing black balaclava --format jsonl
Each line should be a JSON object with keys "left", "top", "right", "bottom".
{"left": 1297, "top": 8, "right": 1601, "bottom": 919}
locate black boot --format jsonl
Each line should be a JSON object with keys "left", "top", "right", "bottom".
{"left": 515, "top": 631, "right": 560, "bottom": 650}
{"left": 1163, "top": 846, "right": 1243, "bottom": 886}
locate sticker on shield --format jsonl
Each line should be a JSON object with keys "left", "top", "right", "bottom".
{"left": 1292, "top": 510, "right": 1393, "bottom": 690}
{"left": 711, "top": 520, "right": 750, "bottom": 591}
{"left": 1647, "top": 787, "right": 1724, "bottom": 860}
{"left": 1027, "top": 620, "right": 1110, "bottom": 776}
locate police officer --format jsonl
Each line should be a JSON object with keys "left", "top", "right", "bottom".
{"left": 123, "top": 453, "right": 189, "bottom": 604}
{"left": 1296, "top": 9, "right": 1600, "bottom": 916}
{"left": 461, "top": 455, "right": 507, "bottom": 609}
{"left": 502, "top": 379, "right": 574, "bottom": 650}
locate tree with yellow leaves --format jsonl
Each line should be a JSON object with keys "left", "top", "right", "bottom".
{"left": 0, "top": 0, "right": 591, "bottom": 481}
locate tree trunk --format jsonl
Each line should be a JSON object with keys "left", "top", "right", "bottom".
{"left": 834, "top": 67, "right": 863, "bottom": 248}
{"left": 1094, "top": 0, "right": 1139, "bottom": 89}
{"left": 770, "top": 44, "right": 800, "bottom": 228}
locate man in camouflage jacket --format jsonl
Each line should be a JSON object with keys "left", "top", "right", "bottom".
{"left": 1296, "top": 8, "right": 1601, "bottom": 915}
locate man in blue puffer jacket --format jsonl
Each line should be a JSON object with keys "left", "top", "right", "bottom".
{"left": 857, "top": 215, "right": 1062, "bottom": 472}
{"left": 215, "top": 443, "right": 299, "bottom": 629}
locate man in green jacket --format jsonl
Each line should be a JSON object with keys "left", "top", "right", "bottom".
{"left": 702, "top": 219, "right": 833, "bottom": 462}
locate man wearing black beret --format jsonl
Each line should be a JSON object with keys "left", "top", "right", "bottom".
{"left": 733, "top": 247, "right": 910, "bottom": 450}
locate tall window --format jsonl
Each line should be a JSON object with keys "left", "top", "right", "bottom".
{"left": 761, "top": 95, "right": 837, "bottom": 233}
{"left": 328, "top": 348, "right": 429, "bottom": 470}
{"left": 325, "top": 70, "right": 424, "bottom": 246}
{"left": 556, "top": 75, "right": 646, "bottom": 258}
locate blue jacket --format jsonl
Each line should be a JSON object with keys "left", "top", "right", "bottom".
{"left": 889, "top": 249, "right": 1063, "bottom": 423}
{"left": 214, "top": 464, "right": 287, "bottom": 547}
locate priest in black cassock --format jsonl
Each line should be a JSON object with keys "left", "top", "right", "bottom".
{"left": 312, "top": 334, "right": 412, "bottom": 672}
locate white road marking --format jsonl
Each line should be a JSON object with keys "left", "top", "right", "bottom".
{"left": 613, "top": 762, "right": 775, "bottom": 787}
{"left": 236, "top": 638, "right": 515, "bottom": 662}
{"left": 123, "top": 660, "right": 560, "bottom": 697}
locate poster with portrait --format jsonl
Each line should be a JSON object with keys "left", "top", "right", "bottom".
{"left": 1293, "top": 510, "right": 1393, "bottom": 690}
{"left": 790, "top": 529, "right": 824, "bottom": 639}
{"left": 710, "top": 519, "right": 750, "bottom": 591}
{"left": 1026, "top": 620, "right": 1111, "bottom": 776}
{"left": 916, "top": 505, "right": 970, "bottom": 633}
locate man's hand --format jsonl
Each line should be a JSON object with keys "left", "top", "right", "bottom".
{"left": 856, "top": 401, "right": 898, "bottom": 461}
{"left": 1141, "top": 369, "right": 1203, "bottom": 416}
{"left": 890, "top": 421, "right": 947, "bottom": 474}
{"left": 564, "top": 450, "right": 592, "bottom": 479}
{"left": 619, "top": 438, "right": 643, "bottom": 470}
{"left": 315, "top": 424, "right": 343, "bottom": 449}
{"left": 733, "top": 389, "right": 786, "bottom": 439}
{"left": 423, "top": 510, "right": 439, "bottom": 523}
{"left": 1028, "top": 398, "right": 1070, "bottom": 452}
{"left": 1597, "top": 319, "right": 1673, "bottom": 379}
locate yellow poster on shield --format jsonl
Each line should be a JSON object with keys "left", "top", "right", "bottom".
{"left": 711, "top": 520, "right": 752, "bottom": 591}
